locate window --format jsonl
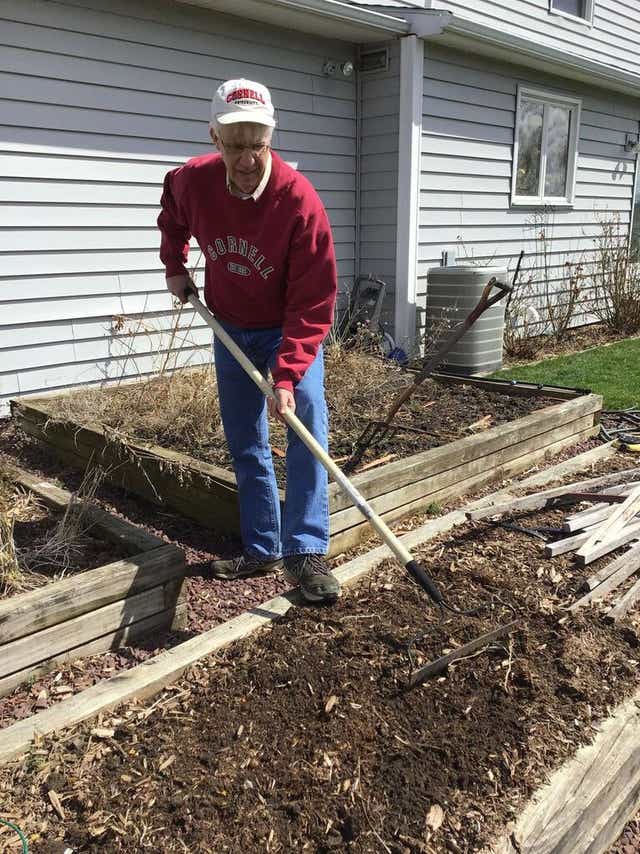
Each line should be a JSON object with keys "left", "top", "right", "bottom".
{"left": 511, "top": 87, "right": 581, "bottom": 206}
{"left": 549, "top": 0, "right": 594, "bottom": 23}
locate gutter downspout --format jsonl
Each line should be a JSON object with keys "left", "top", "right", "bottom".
{"left": 394, "top": 34, "right": 423, "bottom": 353}
{"left": 628, "top": 121, "right": 640, "bottom": 256}
{"left": 355, "top": 46, "right": 362, "bottom": 283}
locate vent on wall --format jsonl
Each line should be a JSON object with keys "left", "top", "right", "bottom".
{"left": 359, "top": 47, "right": 390, "bottom": 74}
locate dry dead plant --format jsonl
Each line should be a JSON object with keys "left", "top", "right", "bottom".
{"left": 24, "top": 465, "right": 104, "bottom": 578}
{"left": 43, "top": 344, "right": 407, "bottom": 468}
{"left": 590, "top": 212, "right": 640, "bottom": 334}
{"left": 523, "top": 208, "right": 586, "bottom": 343}
{"left": 0, "top": 473, "right": 22, "bottom": 594}
{"left": 0, "top": 469, "right": 36, "bottom": 594}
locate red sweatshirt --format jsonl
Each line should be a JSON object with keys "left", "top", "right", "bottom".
{"left": 158, "top": 151, "right": 337, "bottom": 392}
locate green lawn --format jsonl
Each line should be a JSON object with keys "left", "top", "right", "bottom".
{"left": 493, "top": 338, "right": 640, "bottom": 409}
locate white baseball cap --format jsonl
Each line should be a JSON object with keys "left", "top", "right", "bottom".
{"left": 211, "top": 79, "right": 276, "bottom": 128}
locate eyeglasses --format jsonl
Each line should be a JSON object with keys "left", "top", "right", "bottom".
{"left": 220, "top": 141, "right": 270, "bottom": 157}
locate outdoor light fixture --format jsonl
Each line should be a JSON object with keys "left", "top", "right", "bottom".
{"left": 322, "top": 59, "right": 355, "bottom": 77}
{"left": 340, "top": 60, "right": 355, "bottom": 78}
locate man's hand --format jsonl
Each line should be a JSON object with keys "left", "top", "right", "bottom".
{"left": 166, "top": 274, "right": 198, "bottom": 304}
{"left": 268, "top": 387, "right": 296, "bottom": 423}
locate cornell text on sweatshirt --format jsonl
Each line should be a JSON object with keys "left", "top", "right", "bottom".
{"left": 158, "top": 152, "right": 337, "bottom": 392}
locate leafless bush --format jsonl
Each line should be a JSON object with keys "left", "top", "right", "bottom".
{"left": 24, "top": 465, "right": 104, "bottom": 578}
{"left": 503, "top": 260, "right": 545, "bottom": 360}
{"left": 590, "top": 212, "right": 640, "bottom": 334}
{"left": 522, "top": 209, "right": 586, "bottom": 343}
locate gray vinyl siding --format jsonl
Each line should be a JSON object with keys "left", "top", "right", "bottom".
{"left": 418, "top": 43, "right": 640, "bottom": 333}
{"left": 358, "top": 41, "right": 400, "bottom": 331}
{"left": 428, "top": 0, "right": 640, "bottom": 79}
{"left": 0, "top": 0, "right": 357, "bottom": 410}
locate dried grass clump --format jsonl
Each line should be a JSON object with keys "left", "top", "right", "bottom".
{"left": 46, "top": 366, "right": 224, "bottom": 454}
{"left": 0, "top": 468, "right": 31, "bottom": 594}
{"left": 42, "top": 348, "right": 407, "bottom": 465}
{"left": 24, "top": 465, "right": 105, "bottom": 578}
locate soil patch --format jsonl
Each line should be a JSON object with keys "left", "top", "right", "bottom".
{"left": 611, "top": 816, "right": 640, "bottom": 853}
{"left": 0, "top": 418, "right": 633, "bottom": 733}
{"left": 1, "top": 501, "right": 639, "bottom": 853}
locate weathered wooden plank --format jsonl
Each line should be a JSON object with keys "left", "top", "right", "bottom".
{"left": 544, "top": 525, "right": 601, "bottom": 558}
{"left": 13, "top": 398, "right": 237, "bottom": 489}
{"left": 468, "top": 468, "right": 640, "bottom": 522}
{"left": 575, "top": 521, "right": 640, "bottom": 567}
{"left": 583, "top": 543, "right": 640, "bottom": 592}
{"left": 14, "top": 409, "right": 242, "bottom": 532}
{"left": 429, "top": 372, "right": 585, "bottom": 401}
{"left": 0, "top": 578, "right": 185, "bottom": 679}
{"left": 607, "top": 576, "right": 640, "bottom": 622}
{"left": 482, "top": 441, "right": 615, "bottom": 496}
{"left": 331, "top": 413, "right": 598, "bottom": 534}
{"left": 12, "top": 400, "right": 241, "bottom": 508}
{"left": 12, "top": 465, "right": 165, "bottom": 552}
{"left": 0, "top": 545, "right": 185, "bottom": 645}
{"left": 0, "top": 602, "right": 187, "bottom": 699}
{"left": 491, "top": 690, "right": 640, "bottom": 854}
{"left": 564, "top": 505, "right": 615, "bottom": 533}
{"left": 330, "top": 425, "right": 598, "bottom": 555}
{"left": 562, "top": 484, "right": 640, "bottom": 533}
{"left": 576, "top": 485, "right": 640, "bottom": 562}
{"left": 570, "top": 542, "right": 640, "bottom": 611}
{"left": 329, "top": 394, "right": 602, "bottom": 513}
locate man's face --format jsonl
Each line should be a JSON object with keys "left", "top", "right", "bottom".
{"left": 212, "top": 122, "right": 272, "bottom": 195}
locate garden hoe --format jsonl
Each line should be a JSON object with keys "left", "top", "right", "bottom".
{"left": 188, "top": 293, "right": 475, "bottom": 616}
{"left": 344, "top": 273, "right": 515, "bottom": 472}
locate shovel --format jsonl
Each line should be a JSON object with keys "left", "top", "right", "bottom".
{"left": 187, "top": 293, "right": 462, "bottom": 611}
{"left": 344, "top": 274, "right": 513, "bottom": 472}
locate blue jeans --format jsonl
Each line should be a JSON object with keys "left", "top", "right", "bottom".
{"left": 213, "top": 322, "right": 330, "bottom": 559}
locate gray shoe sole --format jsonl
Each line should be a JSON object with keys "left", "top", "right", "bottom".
{"left": 210, "top": 559, "right": 282, "bottom": 580}
{"left": 285, "top": 571, "right": 341, "bottom": 604}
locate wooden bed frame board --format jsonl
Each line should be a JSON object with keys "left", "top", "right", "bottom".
{"left": 0, "top": 467, "right": 186, "bottom": 697}
{"left": 11, "top": 392, "right": 603, "bottom": 556}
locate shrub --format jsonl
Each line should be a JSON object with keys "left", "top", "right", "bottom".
{"left": 590, "top": 213, "right": 640, "bottom": 334}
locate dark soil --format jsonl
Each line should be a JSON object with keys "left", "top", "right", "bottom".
{"left": 0, "top": 416, "right": 634, "bottom": 733}
{"left": 611, "top": 818, "right": 640, "bottom": 854}
{"left": 1, "top": 505, "right": 639, "bottom": 853}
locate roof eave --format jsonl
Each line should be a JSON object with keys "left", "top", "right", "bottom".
{"left": 414, "top": 13, "right": 640, "bottom": 98}
{"left": 175, "top": 0, "right": 410, "bottom": 42}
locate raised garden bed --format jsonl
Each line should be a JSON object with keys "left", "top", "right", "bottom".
{"left": 0, "top": 455, "right": 638, "bottom": 853}
{"left": 11, "top": 374, "right": 603, "bottom": 557}
{"left": 0, "top": 467, "right": 186, "bottom": 699}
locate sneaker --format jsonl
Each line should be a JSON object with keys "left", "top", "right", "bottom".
{"left": 208, "top": 553, "right": 282, "bottom": 580}
{"left": 284, "top": 554, "right": 340, "bottom": 604}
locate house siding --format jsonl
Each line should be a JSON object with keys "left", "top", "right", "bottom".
{"left": 427, "top": 0, "right": 640, "bottom": 79}
{"left": 357, "top": 41, "right": 400, "bottom": 334}
{"left": 417, "top": 43, "right": 639, "bottom": 334}
{"left": 0, "top": 0, "right": 357, "bottom": 409}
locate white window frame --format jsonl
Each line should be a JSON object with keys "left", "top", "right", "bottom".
{"left": 511, "top": 86, "right": 581, "bottom": 208}
{"left": 548, "top": 0, "right": 595, "bottom": 26}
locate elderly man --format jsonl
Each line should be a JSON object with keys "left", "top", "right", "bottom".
{"left": 157, "top": 79, "right": 340, "bottom": 604}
